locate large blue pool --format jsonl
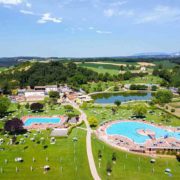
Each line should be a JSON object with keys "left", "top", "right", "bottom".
{"left": 24, "top": 117, "right": 61, "bottom": 126}
{"left": 106, "top": 121, "right": 180, "bottom": 144}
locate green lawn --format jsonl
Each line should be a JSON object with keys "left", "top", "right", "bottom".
{"left": 123, "top": 75, "right": 163, "bottom": 85}
{"left": 81, "top": 81, "right": 119, "bottom": 93}
{"left": 0, "top": 104, "right": 80, "bottom": 128}
{"left": 0, "top": 128, "right": 92, "bottom": 180}
{"left": 84, "top": 102, "right": 180, "bottom": 127}
{"left": 92, "top": 136, "right": 180, "bottom": 180}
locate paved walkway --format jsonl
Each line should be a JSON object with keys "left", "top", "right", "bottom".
{"left": 68, "top": 100, "right": 101, "bottom": 180}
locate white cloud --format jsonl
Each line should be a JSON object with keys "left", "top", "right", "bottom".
{"left": 89, "top": 26, "right": 95, "bottom": 30}
{"left": 0, "top": 0, "right": 23, "bottom": 5}
{"left": 26, "top": 2, "right": 31, "bottom": 8}
{"left": 110, "top": 1, "right": 127, "bottom": 7}
{"left": 118, "top": 10, "right": 134, "bottom": 16}
{"left": 37, "top": 13, "right": 62, "bottom": 24}
{"left": 104, "top": 8, "right": 115, "bottom": 17}
{"left": 96, "top": 30, "right": 112, "bottom": 34}
{"left": 20, "top": 9, "right": 34, "bottom": 15}
{"left": 136, "top": 5, "right": 180, "bottom": 24}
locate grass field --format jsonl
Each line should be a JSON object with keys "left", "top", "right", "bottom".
{"left": 0, "top": 67, "right": 8, "bottom": 73}
{"left": 81, "top": 81, "right": 119, "bottom": 93}
{"left": 92, "top": 136, "right": 180, "bottom": 180}
{"left": 78, "top": 63, "right": 120, "bottom": 75}
{"left": 122, "top": 75, "right": 163, "bottom": 84}
{"left": 0, "top": 128, "right": 92, "bottom": 180}
{"left": 84, "top": 102, "right": 180, "bottom": 127}
{"left": 153, "top": 60, "right": 177, "bottom": 69}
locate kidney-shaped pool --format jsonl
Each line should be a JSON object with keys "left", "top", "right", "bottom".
{"left": 106, "top": 121, "right": 180, "bottom": 144}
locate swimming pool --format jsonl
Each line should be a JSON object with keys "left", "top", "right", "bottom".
{"left": 106, "top": 121, "right": 180, "bottom": 144}
{"left": 24, "top": 117, "right": 61, "bottom": 127}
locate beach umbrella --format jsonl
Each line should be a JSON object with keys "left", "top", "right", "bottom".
{"left": 44, "top": 165, "right": 50, "bottom": 171}
{"left": 150, "top": 159, "right": 156, "bottom": 163}
{"left": 165, "top": 168, "right": 171, "bottom": 173}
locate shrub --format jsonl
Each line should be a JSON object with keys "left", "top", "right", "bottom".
{"left": 88, "top": 116, "right": 98, "bottom": 127}
{"left": 113, "top": 86, "right": 119, "bottom": 91}
{"left": 176, "top": 154, "right": 180, "bottom": 162}
{"left": 49, "top": 91, "right": 60, "bottom": 99}
{"left": 151, "top": 85, "right": 157, "bottom": 91}
{"left": 114, "top": 100, "right": 121, "bottom": 107}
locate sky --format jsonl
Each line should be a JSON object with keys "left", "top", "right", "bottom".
{"left": 0, "top": 0, "right": 180, "bottom": 57}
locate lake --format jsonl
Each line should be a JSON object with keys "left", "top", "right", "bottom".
{"left": 92, "top": 92, "right": 152, "bottom": 104}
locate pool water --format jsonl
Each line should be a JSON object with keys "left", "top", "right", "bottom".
{"left": 106, "top": 121, "right": 180, "bottom": 144}
{"left": 24, "top": 117, "right": 61, "bottom": 126}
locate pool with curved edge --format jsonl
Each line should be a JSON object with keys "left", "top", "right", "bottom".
{"left": 106, "top": 121, "right": 180, "bottom": 144}
{"left": 24, "top": 117, "right": 61, "bottom": 127}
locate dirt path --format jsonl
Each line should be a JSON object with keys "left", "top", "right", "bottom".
{"left": 68, "top": 100, "right": 101, "bottom": 180}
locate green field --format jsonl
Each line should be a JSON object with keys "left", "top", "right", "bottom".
{"left": 92, "top": 136, "right": 180, "bottom": 180}
{"left": 122, "top": 75, "right": 163, "bottom": 84}
{"left": 78, "top": 63, "right": 120, "bottom": 75}
{"left": 81, "top": 81, "right": 119, "bottom": 93}
{"left": 84, "top": 102, "right": 180, "bottom": 127}
{"left": 153, "top": 60, "right": 177, "bottom": 69}
{"left": 0, "top": 67, "right": 8, "bottom": 73}
{"left": 0, "top": 128, "right": 92, "bottom": 180}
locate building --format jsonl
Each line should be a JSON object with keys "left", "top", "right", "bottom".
{"left": 34, "top": 86, "right": 46, "bottom": 91}
{"left": 140, "top": 66, "right": 146, "bottom": 72}
{"left": 25, "top": 90, "right": 45, "bottom": 102}
{"left": 45, "top": 85, "right": 58, "bottom": 93}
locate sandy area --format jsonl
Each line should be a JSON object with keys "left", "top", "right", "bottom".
{"left": 138, "top": 62, "right": 155, "bottom": 67}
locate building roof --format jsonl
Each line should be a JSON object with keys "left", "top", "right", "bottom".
{"left": 46, "top": 85, "right": 58, "bottom": 88}
{"left": 50, "top": 128, "right": 68, "bottom": 137}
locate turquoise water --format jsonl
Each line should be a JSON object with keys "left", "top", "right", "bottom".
{"left": 93, "top": 93, "right": 152, "bottom": 104}
{"left": 24, "top": 117, "right": 61, "bottom": 126}
{"left": 106, "top": 121, "right": 180, "bottom": 144}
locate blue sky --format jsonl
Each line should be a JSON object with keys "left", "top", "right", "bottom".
{"left": 0, "top": 0, "right": 180, "bottom": 57}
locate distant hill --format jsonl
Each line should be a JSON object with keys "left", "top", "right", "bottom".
{"left": 0, "top": 52, "right": 180, "bottom": 67}
{"left": 132, "top": 52, "right": 180, "bottom": 58}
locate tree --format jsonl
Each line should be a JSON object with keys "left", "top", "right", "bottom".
{"left": 123, "top": 71, "right": 132, "bottom": 80}
{"left": 112, "top": 152, "right": 117, "bottom": 162}
{"left": 113, "top": 86, "right": 119, "bottom": 91}
{"left": 0, "top": 96, "right": 11, "bottom": 117}
{"left": 4, "top": 118, "right": 24, "bottom": 134}
{"left": 64, "top": 105, "right": 73, "bottom": 112}
{"left": 154, "top": 89, "right": 173, "bottom": 104}
{"left": 25, "top": 103, "right": 30, "bottom": 109}
{"left": 114, "top": 100, "right": 121, "bottom": 107}
{"left": 88, "top": 116, "right": 98, "bottom": 127}
{"left": 49, "top": 91, "right": 60, "bottom": 99}
{"left": 133, "top": 104, "right": 147, "bottom": 117}
{"left": 30, "top": 103, "right": 44, "bottom": 112}
{"left": 151, "top": 85, "right": 157, "bottom": 91}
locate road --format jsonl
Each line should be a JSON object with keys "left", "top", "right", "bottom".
{"left": 68, "top": 100, "right": 101, "bottom": 180}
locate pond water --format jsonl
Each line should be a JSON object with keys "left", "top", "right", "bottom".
{"left": 92, "top": 92, "right": 152, "bottom": 104}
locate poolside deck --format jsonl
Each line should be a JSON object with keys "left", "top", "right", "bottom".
{"left": 96, "top": 120, "right": 180, "bottom": 155}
